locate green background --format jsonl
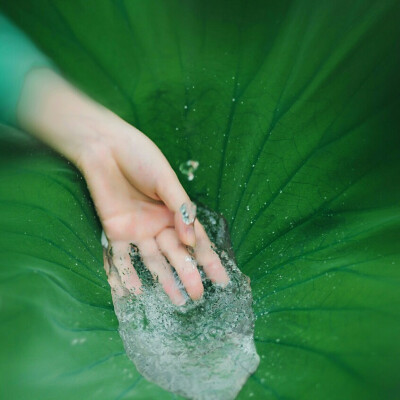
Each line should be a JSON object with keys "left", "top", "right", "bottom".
{"left": 1, "top": 1, "right": 400, "bottom": 399}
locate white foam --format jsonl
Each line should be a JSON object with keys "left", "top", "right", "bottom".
{"left": 110, "top": 205, "right": 260, "bottom": 399}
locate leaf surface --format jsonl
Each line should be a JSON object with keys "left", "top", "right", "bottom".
{"left": 1, "top": 1, "right": 400, "bottom": 399}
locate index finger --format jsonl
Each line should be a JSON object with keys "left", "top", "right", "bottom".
{"left": 156, "top": 171, "right": 197, "bottom": 248}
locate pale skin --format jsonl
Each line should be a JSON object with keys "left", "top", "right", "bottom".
{"left": 17, "top": 68, "right": 229, "bottom": 306}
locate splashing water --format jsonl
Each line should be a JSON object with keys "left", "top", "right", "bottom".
{"left": 179, "top": 160, "right": 199, "bottom": 181}
{"left": 109, "top": 205, "right": 260, "bottom": 400}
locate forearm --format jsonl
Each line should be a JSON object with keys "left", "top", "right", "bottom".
{"left": 16, "top": 68, "right": 116, "bottom": 167}
{"left": 0, "top": 13, "right": 53, "bottom": 126}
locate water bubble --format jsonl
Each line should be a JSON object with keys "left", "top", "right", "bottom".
{"left": 179, "top": 160, "right": 199, "bottom": 181}
{"left": 71, "top": 337, "right": 86, "bottom": 346}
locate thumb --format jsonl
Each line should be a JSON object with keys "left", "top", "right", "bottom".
{"left": 156, "top": 171, "right": 197, "bottom": 248}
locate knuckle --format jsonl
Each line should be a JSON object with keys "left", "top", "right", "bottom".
{"left": 207, "top": 257, "right": 222, "bottom": 271}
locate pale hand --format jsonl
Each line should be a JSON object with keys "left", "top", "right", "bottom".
{"left": 17, "top": 68, "right": 229, "bottom": 305}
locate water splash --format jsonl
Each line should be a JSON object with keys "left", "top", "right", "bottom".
{"left": 179, "top": 160, "right": 199, "bottom": 181}
{"left": 109, "top": 205, "right": 260, "bottom": 400}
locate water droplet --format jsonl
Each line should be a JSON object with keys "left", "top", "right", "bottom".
{"left": 179, "top": 160, "right": 199, "bottom": 181}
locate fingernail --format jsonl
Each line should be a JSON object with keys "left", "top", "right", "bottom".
{"left": 101, "top": 230, "right": 109, "bottom": 249}
{"left": 213, "top": 272, "right": 230, "bottom": 288}
{"left": 217, "top": 279, "right": 230, "bottom": 289}
{"left": 193, "top": 289, "right": 204, "bottom": 301}
{"left": 175, "top": 297, "right": 187, "bottom": 306}
{"left": 180, "top": 201, "right": 197, "bottom": 225}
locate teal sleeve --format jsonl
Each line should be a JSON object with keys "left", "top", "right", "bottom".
{"left": 0, "top": 13, "right": 54, "bottom": 126}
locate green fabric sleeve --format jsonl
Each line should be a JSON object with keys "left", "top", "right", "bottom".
{"left": 0, "top": 13, "right": 54, "bottom": 127}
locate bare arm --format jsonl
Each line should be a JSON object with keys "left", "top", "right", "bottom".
{"left": 17, "top": 68, "right": 229, "bottom": 305}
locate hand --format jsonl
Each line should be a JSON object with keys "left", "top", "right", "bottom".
{"left": 82, "top": 117, "right": 230, "bottom": 305}
{"left": 17, "top": 68, "right": 230, "bottom": 305}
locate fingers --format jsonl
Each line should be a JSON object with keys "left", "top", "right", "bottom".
{"left": 137, "top": 238, "right": 186, "bottom": 306}
{"left": 156, "top": 228, "right": 204, "bottom": 301}
{"left": 110, "top": 241, "right": 143, "bottom": 295}
{"left": 193, "top": 219, "right": 230, "bottom": 287}
{"left": 156, "top": 171, "right": 196, "bottom": 248}
{"left": 102, "top": 215, "right": 229, "bottom": 307}
{"left": 104, "top": 236, "right": 187, "bottom": 306}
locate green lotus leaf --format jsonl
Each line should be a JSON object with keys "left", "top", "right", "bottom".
{"left": 1, "top": 1, "right": 400, "bottom": 399}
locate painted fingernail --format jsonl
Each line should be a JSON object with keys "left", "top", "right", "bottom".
{"left": 180, "top": 201, "right": 197, "bottom": 225}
